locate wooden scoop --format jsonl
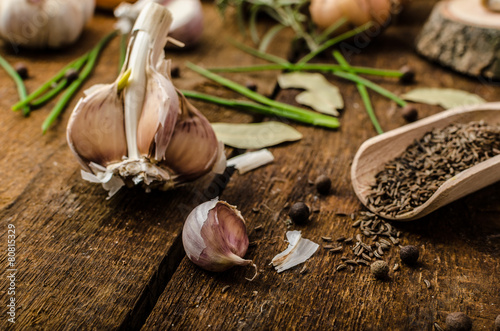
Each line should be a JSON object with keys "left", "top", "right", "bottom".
{"left": 351, "top": 102, "right": 500, "bottom": 221}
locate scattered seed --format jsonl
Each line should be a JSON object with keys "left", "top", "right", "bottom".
{"left": 336, "top": 264, "right": 347, "bottom": 271}
{"left": 245, "top": 81, "right": 258, "bottom": 92}
{"left": 433, "top": 322, "right": 444, "bottom": 331}
{"left": 252, "top": 207, "right": 260, "bottom": 213}
{"left": 300, "top": 264, "right": 308, "bottom": 274}
{"left": 345, "top": 260, "right": 358, "bottom": 266}
{"left": 393, "top": 263, "right": 400, "bottom": 271}
{"left": 340, "top": 256, "right": 348, "bottom": 261}
{"left": 344, "top": 237, "right": 353, "bottom": 244}
{"left": 221, "top": 285, "right": 231, "bottom": 293}
{"left": 330, "top": 246, "right": 344, "bottom": 253}
{"left": 361, "top": 253, "right": 372, "bottom": 261}
{"left": 254, "top": 224, "right": 263, "bottom": 231}
{"left": 423, "top": 279, "right": 432, "bottom": 289}
{"left": 356, "top": 259, "right": 370, "bottom": 266}
{"left": 323, "top": 245, "right": 335, "bottom": 250}
{"left": 336, "top": 236, "right": 346, "bottom": 242}
{"left": 321, "top": 236, "right": 333, "bottom": 242}
{"left": 402, "top": 105, "right": 419, "bottom": 122}
{"left": 399, "top": 65, "right": 415, "bottom": 84}
{"left": 352, "top": 220, "right": 361, "bottom": 227}
{"left": 64, "top": 68, "right": 79, "bottom": 84}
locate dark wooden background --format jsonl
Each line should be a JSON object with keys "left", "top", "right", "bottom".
{"left": 0, "top": 1, "right": 498, "bottom": 330}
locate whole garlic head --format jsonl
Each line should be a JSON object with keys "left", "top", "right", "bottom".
{"left": 67, "top": 2, "right": 225, "bottom": 197}
{"left": 0, "top": 0, "right": 96, "bottom": 49}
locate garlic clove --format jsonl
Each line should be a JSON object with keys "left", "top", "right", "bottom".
{"left": 161, "top": 92, "right": 221, "bottom": 181}
{"left": 136, "top": 66, "right": 179, "bottom": 158}
{"left": 67, "top": 84, "right": 127, "bottom": 169}
{"left": 182, "top": 198, "right": 257, "bottom": 277}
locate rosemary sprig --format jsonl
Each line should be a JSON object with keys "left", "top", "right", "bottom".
{"left": 185, "top": 62, "right": 339, "bottom": 129}
{"left": 0, "top": 55, "right": 30, "bottom": 116}
{"left": 42, "top": 31, "right": 117, "bottom": 133}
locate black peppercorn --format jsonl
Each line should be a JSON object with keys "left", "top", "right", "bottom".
{"left": 64, "top": 68, "right": 79, "bottom": 84}
{"left": 370, "top": 260, "right": 389, "bottom": 279}
{"left": 245, "top": 81, "right": 257, "bottom": 92}
{"left": 446, "top": 312, "right": 472, "bottom": 331}
{"left": 288, "top": 202, "right": 310, "bottom": 225}
{"left": 170, "top": 65, "right": 180, "bottom": 78}
{"left": 399, "top": 65, "right": 415, "bottom": 84}
{"left": 14, "top": 62, "right": 28, "bottom": 80}
{"left": 400, "top": 245, "right": 419, "bottom": 265}
{"left": 315, "top": 175, "right": 331, "bottom": 195}
{"left": 495, "top": 315, "right": 500, "bottom": 331}
{"left": 401, "top": 105, "right": 418, "bottom": 122}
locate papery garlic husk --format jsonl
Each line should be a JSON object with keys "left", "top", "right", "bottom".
{"left": 182, "top": 198, "right": 257, "bottom": 279}
{"left": 66, "top": 2, "right": 225, "bottom": 197}
{"left": 114, "top": 0, "right": 203, "bottom": 48}
{"left": 0, "top": 0, "right": 95, "bottom": 49}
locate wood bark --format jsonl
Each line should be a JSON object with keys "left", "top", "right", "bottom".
{"left": 416, "top": 0, "right": 500, "bottom": 80}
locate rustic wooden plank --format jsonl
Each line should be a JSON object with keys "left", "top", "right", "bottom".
{"left": 142, "top": 4, "right": 500, "bottom": 330}
{"left": 0, "top": 4, "right": 293, "bottom": 330}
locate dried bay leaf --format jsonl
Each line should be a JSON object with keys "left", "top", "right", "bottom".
{"left": 212, "top": 121, "right": 302, "bottom": 149}
{"left": 278, "top": 72, "right": 343, "bottom": 116}
{"left": 402, "top": 88, "right": 486, "bottom": 109}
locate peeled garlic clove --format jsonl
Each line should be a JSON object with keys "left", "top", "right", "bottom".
{"left": 67, "top": 84, "right": 127, "bottom": 169}
{"left": 160, "top": 92, "right": 221, "bottom": 181}
{"left": 182, "top": 198, "right": 257, "bottom": 278}
{"left": 137, "top": 66, "right": 179, "bottom": 158}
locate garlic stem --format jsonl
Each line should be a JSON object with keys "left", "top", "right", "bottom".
{"left": 122, "top": 3, "right": 173, "bottom": 160}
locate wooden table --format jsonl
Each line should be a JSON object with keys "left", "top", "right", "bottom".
{"left": 1, "top": 1, "right": 499, "bottom": 330}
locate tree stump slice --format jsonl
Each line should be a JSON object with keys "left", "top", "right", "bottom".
{"left": 416, "top": 0, "right": 500, "bottom": 79}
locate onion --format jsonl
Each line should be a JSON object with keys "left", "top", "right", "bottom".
{"left": 310, "top": 0, "right": 393, "bottom": 31}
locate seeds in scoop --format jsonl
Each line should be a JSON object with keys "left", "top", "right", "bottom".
{"left": 288, "top": 202, "right": 310, "bottom": 225}
{"left": 445, "top": 312, "right": 472, "bottom": 331}
{"left": 14, "top": 62, "right": 28, "bottom": 79}
{"left": 370, "top": 260, "right": 389, "bottom": 279}
{"left": 401, "top": 105, "right": 418, "bottom": 122}
{"left": 400, "top": 245, "right": 419, "bottom": 265}
{"left": 315, "top": 175, "right": 331, "bottom": 195}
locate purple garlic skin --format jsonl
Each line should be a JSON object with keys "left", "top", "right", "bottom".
{"left": 182, "top": 199, "right": 253, "bottom": 273}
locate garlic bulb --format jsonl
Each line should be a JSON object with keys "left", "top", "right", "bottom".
{"left": 67, "top": 2, "right": 225, "bottom": 197}
{"left": 309, "top": 0, "right": 392, "bottom": 31}
{"left": 114, "top": 0, "right": 203, "bottom": 48}
{"left": 182, "top": 198, "right": 257, "bottom": 279}
{"left": 0, "top": 0, "right": 95, "bottom": 49}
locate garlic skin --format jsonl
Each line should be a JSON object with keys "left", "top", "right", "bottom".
{"left": 66, "top": 3, "right": 225, "bottom": 197}
{"left": 182, "top": 198, "right": 257, "bottom": 278}
{"left": 0, "top": 0, "right": 95, "bottom": 49}
{"left": 114, "top": 0, "right": 203, "bottom": 48}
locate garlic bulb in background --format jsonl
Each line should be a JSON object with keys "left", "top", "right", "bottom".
{"left": 182, "top": 198, "right": 257, "bottom": 279}
{"left": 309, "top": 0, "right": 393, "bottom": 31}
{"left": 114, "top": 0, "right": 203, "bottom": 48}
{"left": 67, "top": 3, "right": 225, "bottom": 197}
{"left": 0, "top": 0, "right": 95, "bottom": 49}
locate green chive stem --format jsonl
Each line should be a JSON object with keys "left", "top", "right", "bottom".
{"left": 42, "top": 31, "right": 117, "bottom": 133}
{"left": 0, "top": 54, "right": 30, "bottom": 116}
{"left": 210, "top": 63, "right": 403, "bottom": 77}
{"left": 185, "top": 63, "right": 340, "bottom": 129}
{"left": 297, "top": 22, "right": 373, "bottom": 65}
{"left": 12, "top": 54, "right": 89, "bottom": 111}
{"left": 332, "top": 50, "right": 383, "bottom": 134}
{"left": 228, "top": 39, "right": 291, "bottom": 66}
{"left": 181, "top": 90, "right": 339, "bottom": 128}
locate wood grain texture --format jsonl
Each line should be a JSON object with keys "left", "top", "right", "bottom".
{"left": 143, "top": 3, "right": 500, "bottom": 330}
{"left": 0, "top": 4, "right": 291, "bottom": 330}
